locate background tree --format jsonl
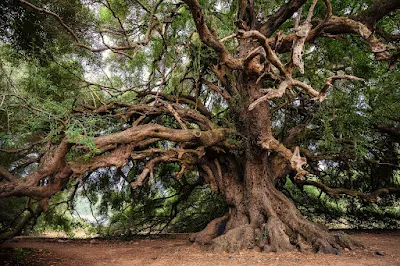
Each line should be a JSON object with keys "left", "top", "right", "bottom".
{"left": 0, "top": 0, "right": 399, "bottom": 253}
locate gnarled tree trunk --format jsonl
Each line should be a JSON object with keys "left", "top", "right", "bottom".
{"left": 191, "top": 77, "right": 360, "bottom": 253}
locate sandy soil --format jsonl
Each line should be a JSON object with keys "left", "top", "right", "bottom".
{"left": 1, "top": 230, "right": 399, "bottom": 266}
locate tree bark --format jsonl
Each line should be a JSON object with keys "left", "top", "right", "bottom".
{"left": 193, "top": 149, "right": 362, "bottom": 253}
{"left": 191, "top": 71, "right": 361, "bottom": 254}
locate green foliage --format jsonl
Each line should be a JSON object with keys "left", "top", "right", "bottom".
{"left": 72, "top": 162, "right": 228, "bottom": 236}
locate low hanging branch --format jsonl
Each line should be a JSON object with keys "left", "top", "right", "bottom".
{"left": 296, "top": 179, "right": 400, "bottom": 202}
{"left": 0, "top": 96, "right": 230, "bottom": 199}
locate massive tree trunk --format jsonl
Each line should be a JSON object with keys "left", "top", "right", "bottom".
{"left": 191, "top": 75, "right": 360, "bottom": 253}
{"left": 193, "top": 143, "right": 360, "bottom": 253}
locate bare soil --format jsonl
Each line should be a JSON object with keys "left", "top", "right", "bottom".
{"left": 1, "top": 230, "right": 399, "bottom": 266}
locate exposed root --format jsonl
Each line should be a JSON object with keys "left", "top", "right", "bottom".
{"left": 193, "top": 213, "right": 363, "bottom": 254}
{"left": 332, "top": 231, "right": 365, "bottom": 249}
{"left": 190, "top": 214, "right": 228, "bottom": 245}
{"left": 290, "top": 221, "right": 363, "bottom": 254}
{"left": 212, "top": 225, "right": 255, "bottom": 252}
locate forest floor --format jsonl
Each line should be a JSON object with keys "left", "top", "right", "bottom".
{"left": 0, "top": 230, "right": 399, "bottom": 266}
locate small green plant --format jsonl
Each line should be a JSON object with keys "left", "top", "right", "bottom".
{"left": 66, "top": 231, "right": 76, "bottom": 239}
{"left": 262, "top": 229, "right": 269, "bottom": 239}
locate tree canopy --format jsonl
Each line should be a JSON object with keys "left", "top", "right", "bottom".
{"left": 0, "top": 0, "right": 399, "bottom": 253}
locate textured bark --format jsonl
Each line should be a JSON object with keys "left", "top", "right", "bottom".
{"left": 193, "top": 149, "right": 362, "bottom": 253}
{"left": 190, "top": 73, "right": 361, "bottom": 253}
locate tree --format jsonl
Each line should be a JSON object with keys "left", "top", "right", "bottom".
{"left": 0, "top": 0, "right": 399, "bottom": 253}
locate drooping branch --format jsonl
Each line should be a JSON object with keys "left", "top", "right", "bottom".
{"left": 0, "top": 203, "right": 43, "bottom": 241}
{"left": 0, "top": 140, "right": 42, "bottom": 154}
{"left": 18, "top": 0, "right": 82, "bottom": 45}
{"left": 103, "top": 0, "right": 131, "bottom": 46}
{"left": 296, "top": 179, "right": 400, "bottom": 202}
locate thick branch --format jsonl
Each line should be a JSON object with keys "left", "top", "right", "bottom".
{"left": 238, "top": 30, "right": 288, "bottom": 76}
{"left": 237, "top": 0, "right": 255, "bottom": 29}
{"left": 0, "top": 167, "right": 16, "bottom": 182}
{"left": 318, "top": 75, "right": 363, "bottom": 100}
{"left": 249, "top": 79, "right": 289, "bottom": 110}
{"left": 183, "top": 0, "right": 243, "bottom": 69}
{"left": 200, "top": 78, "right": 231, "bottom": 101}
{"left": 289, "top": 0, "right": 318, "bottom": 73}
{"left": 259, "top": 0, "right": 308, "bottom": 37}
{"left": 260, "top": 136, "right": 308, "bottom": 179}
{"left": 374, "top": 124, "right": 400, "bottom": 140}
{"left": 0, "top": 139, "right": 71, "bottom": 198}
{"left": 322, "top": 16, "right": 393, "bottom": 60}
{"left": 275, "top": 14, "right": 396, "bottom": 61}
{"left": 354, "top": 0, "right": 400, "bottom": 29}
{"left": 138, "top": 91, "right": 212, "bottom": 118}
{"left": 94, "top": 124, "right": 229, "bottom": 149}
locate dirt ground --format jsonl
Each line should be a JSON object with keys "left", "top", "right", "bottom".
{"left": 1, "top": 230, "right": 399, "bottom": 266}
